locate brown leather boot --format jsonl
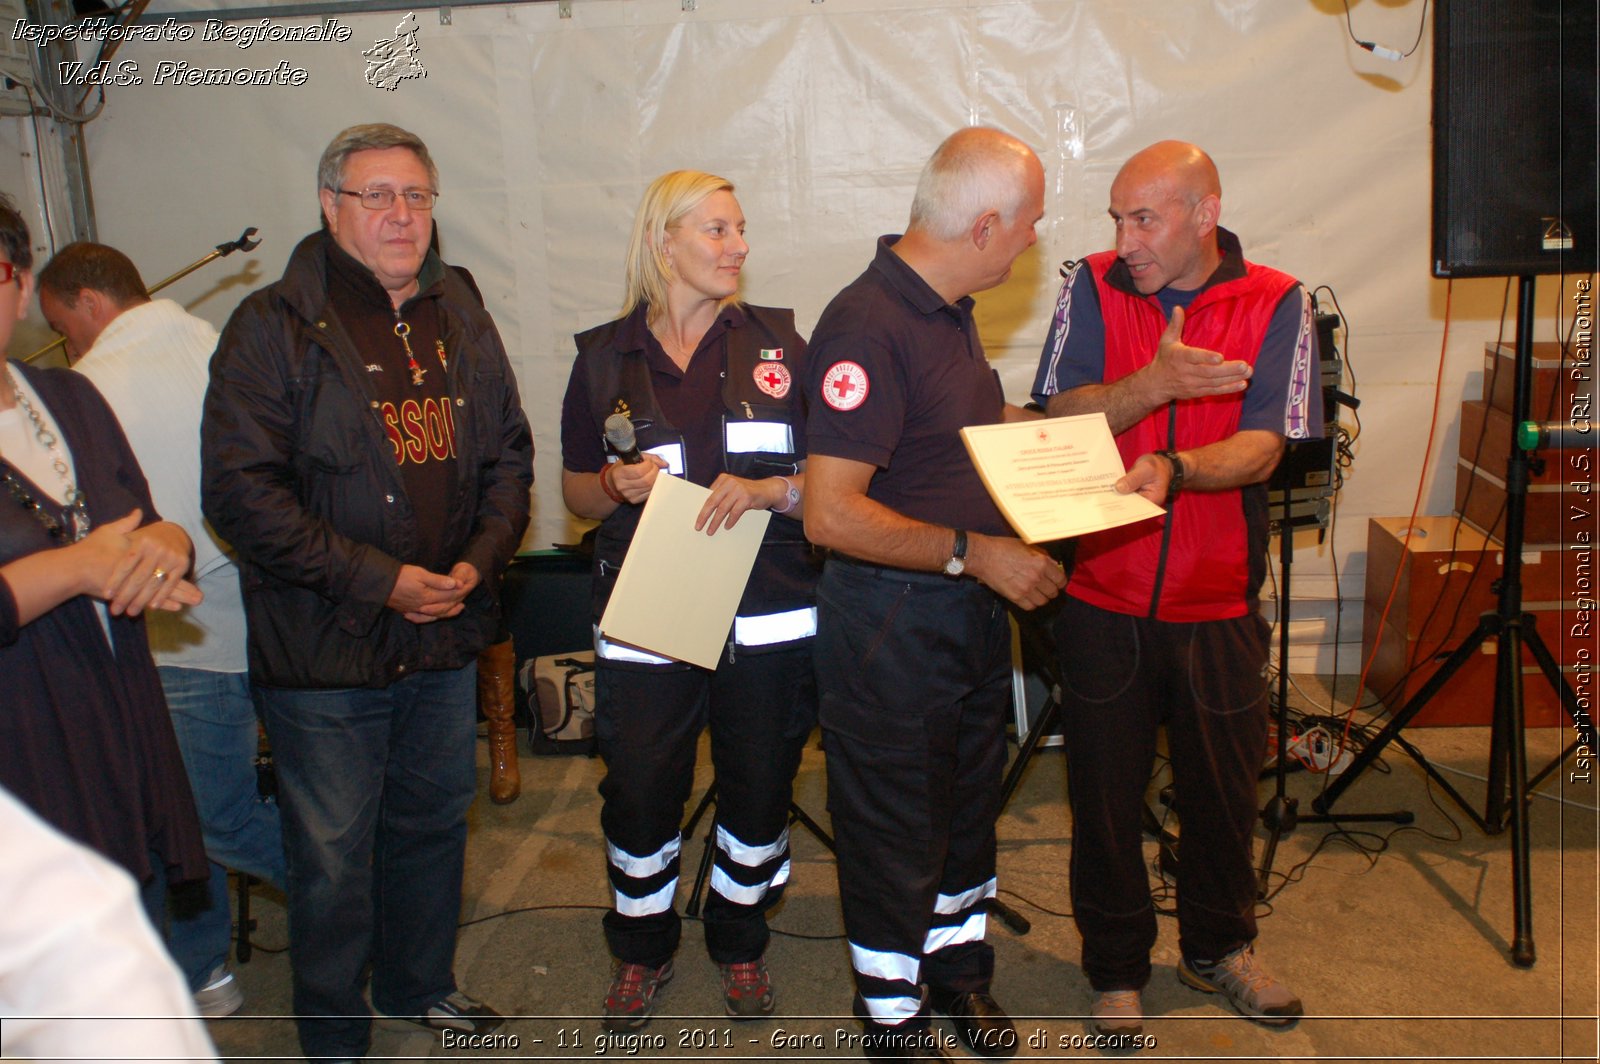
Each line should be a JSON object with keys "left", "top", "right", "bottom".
{"left": 478, "top": 638, "right": 521, "bottom": 804}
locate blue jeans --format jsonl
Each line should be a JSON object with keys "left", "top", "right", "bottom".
{"left": 159, "top": 666, "right": 286, "bottom": 991}
{"left": 257, "top": 664, "right": 478, "bottom": 1060}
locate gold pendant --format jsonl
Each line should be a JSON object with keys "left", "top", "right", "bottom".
{"left": 411, "top": 365, "right": 427, "bottom": 386}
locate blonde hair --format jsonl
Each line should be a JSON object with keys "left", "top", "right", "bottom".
{"left": 621, "top": 170, "right": 738, "bottom": 319}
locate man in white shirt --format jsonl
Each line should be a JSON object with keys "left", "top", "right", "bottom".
{"left": 37, "top": 242, "right": 284, "bottom": 1018}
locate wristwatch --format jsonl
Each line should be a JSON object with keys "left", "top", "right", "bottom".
{"left": 943, "top": 529, "right": 968, "bottom": 577}
{"left": 1155, "top": 449, "right": 1185, "bottom": 497}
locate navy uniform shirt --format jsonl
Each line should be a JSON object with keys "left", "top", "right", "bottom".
{"left": 560, "top": 303, "right": 808, "bottom": 486}
{"left": 805, "top": 236, "right": 1011, "bottom": 537}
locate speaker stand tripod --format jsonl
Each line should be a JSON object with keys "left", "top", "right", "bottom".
{"left": 681, "top": 781, "right": 834, "bottom": 918}
{"left": 1312, "top": 276, "right": 1588, "bottom": 967}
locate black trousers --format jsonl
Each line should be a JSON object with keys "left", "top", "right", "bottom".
{"left": 1054, "top": 594, "right": 1270, "bottom": 992}
{"left": 816, "top": 560, "right": 1011, "bottom": 1031}
{"left": 595, "top": 643, "right": 816, "bottom": 967}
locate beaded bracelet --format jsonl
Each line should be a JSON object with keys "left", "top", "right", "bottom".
{"left": 599, "top": 462, "right": 626, "bottom": 505}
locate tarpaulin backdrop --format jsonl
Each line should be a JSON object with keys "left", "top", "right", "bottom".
{"left": 1, "top": 0, "right": 1587, "bottom": 665}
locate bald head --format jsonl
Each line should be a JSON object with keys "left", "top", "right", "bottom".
{"left": 1107, "top": 140, "right": 1223, "bottom": 294}
{"left": 908, "top": 127, "right": 1044, "bottom": 241}
{"left": 1116, "top": 140, "right": 1221, "bottom": 206}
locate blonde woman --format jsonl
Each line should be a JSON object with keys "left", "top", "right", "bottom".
{"left": 560, "top": 171, "right": 819, "bottom": 1031}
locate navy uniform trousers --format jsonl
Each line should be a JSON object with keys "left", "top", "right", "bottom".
{"left": 595, "top": 643, "right": 816, "bottom": 967}
{"left": 815, "top": 559, "right": 1011, "bottom": 1032}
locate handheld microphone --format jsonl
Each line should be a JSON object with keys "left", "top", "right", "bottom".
{"left": 603, "top": 413, "right": 646, "bottom": 465}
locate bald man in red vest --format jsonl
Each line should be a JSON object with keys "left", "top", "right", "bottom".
{"left": 1033, "top": 140, "right": 1319, "bottom": 1040}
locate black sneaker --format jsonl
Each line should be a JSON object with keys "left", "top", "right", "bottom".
{"left": 407, "top": 990, "right": 505, "bottom": 1035}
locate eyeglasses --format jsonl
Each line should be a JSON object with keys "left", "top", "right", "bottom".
{"left": 336, "top": 188, "right": 439, "bottom": 211}
{"left": 0, "top": 263, "right": 15, "bottom": 284}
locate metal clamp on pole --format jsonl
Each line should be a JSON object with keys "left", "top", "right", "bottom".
{"left": 1517, "top": 420, "right": 1597, "bottom": 452}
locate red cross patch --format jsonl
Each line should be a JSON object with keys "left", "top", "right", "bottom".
{"left": 821, "top": 360, "right": 870, "bottom": 412}
{"left": 754, "top": 362, "right": 791, "bottom": 399}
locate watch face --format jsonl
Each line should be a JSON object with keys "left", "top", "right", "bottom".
{"left": 944, "top": 556, "right": 966, "bottom": 577}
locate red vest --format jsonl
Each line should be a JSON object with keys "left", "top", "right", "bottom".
{"left": 1069, "top": 250, "right": 1297, "bottom": 621}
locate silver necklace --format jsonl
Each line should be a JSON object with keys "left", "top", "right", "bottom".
{"left": 2, "top": 364, "right": 91, "bottom": 541}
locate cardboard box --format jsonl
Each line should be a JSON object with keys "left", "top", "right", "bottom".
{"left": 1361, "top": 516, "right": 1582, "bottom": 727}
{"left": 1482, "top": 341, "right": 1587, "bottom": 419}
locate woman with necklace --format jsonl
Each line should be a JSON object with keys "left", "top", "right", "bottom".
{"left": 0, "top": 194, "right": 209, "bottom": 939}
{"left": 560, "top": 171, "right": 820, "bottom": 1031}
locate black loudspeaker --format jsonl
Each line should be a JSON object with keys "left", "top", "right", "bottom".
{"left": 1431, "top": 0, "right": 1597, "bottom": 278}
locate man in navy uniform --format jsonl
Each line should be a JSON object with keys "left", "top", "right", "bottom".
{"left": 803, "top": 127, "right": 1066, "bottom": 1062}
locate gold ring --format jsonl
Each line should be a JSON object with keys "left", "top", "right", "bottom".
{"left": 153, "top": 568, "right": 167, "bottom": 582}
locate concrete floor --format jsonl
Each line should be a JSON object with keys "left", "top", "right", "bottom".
{"left": 206, "top": 675, "right": 1599, "bottom": 1063}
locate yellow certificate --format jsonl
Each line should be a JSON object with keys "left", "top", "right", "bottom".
{"left": 959, "top": 414, "right": 1165, "bottom": 544}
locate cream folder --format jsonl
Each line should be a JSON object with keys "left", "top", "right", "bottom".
{"left": 598, "top": 472, "right": 770, "bottom": 669}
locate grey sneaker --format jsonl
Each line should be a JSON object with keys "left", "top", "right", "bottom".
{"left": 1178, "top": 945, "right": 1303, "bottom": 1026}
{"left": 194, "top": 965, "right": 243, "bottom": 1018}
{"left": 1090, "top": 988, "right": 1143, "bottom": 1036}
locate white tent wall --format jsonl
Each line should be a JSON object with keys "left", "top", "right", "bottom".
{"left": 2, "top": 0, "right": 1585, "bottom": 672}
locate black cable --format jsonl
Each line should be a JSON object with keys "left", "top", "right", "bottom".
{"left": 1287, "top": 286, "right": 1379, "bottom": 715}
{"left": 766, "top": 927, "right": 849, "bottom": 943}
{"left": 1260, "top": 773, "right": 1463, "bottom": 904}
{"left": 456, "top": 902, "right": 612, "bottom": 930}
{"left": 995, "top": 888, "right": 1073, "bottom": 921}
{"left": 1341, "top": 0, "right": 1430, "bottom": 60}
{"left": 461, "top": 899, "right": 853, "bottom": 942}
{"left": 80, "top": 1, "right": 143, "bottom": 111}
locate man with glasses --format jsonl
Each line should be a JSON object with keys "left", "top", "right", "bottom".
{"left": 201, "top": 123, "right": 533, "bottom": 1061}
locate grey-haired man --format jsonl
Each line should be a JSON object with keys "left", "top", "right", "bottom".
{"left": 202, "top": 123, "right": 533, "bottom": 1060}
